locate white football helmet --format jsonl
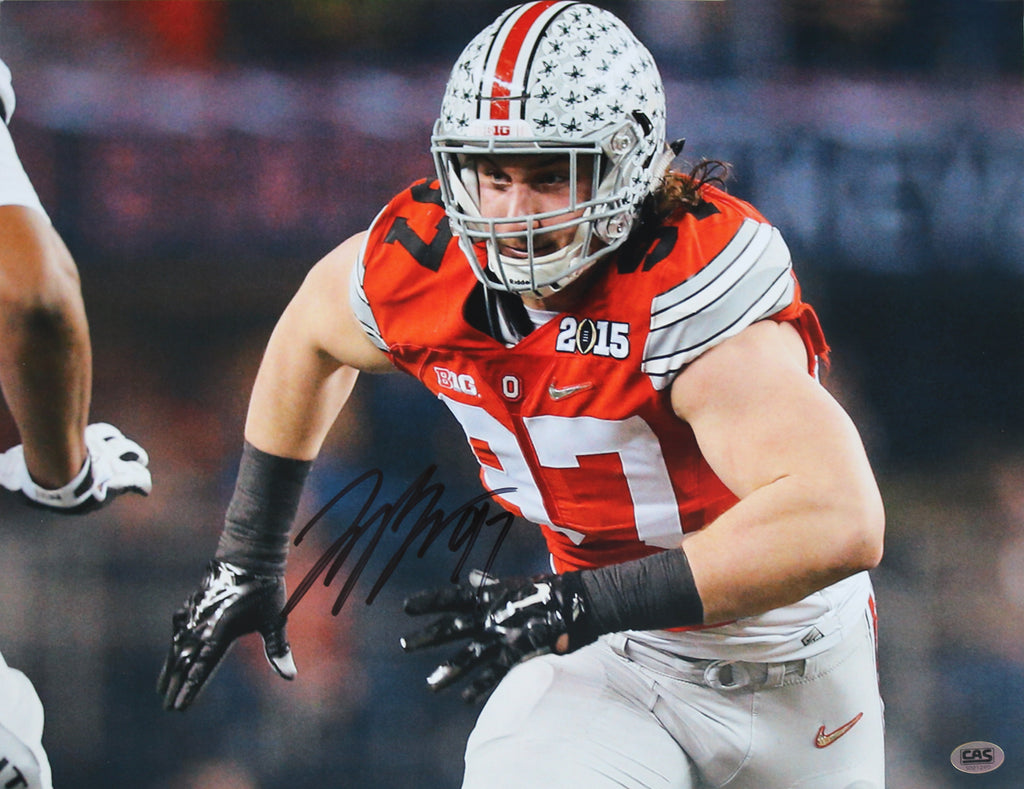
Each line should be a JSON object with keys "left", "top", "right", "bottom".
{"left": 432, "top": 1, "right": 673, "bottom": 295}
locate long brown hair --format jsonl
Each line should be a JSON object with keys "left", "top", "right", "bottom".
{"left": 649, "top": 158, "right": 731, "bottom": 221}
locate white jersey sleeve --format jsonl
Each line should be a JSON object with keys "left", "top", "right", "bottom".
{"left": 641, "top": 218, "right": 795, "bottom": 389}
{"left": 1, "top": 57, "right": 16, "bottom": 123}
{"left": 0, "top": 58, "right": 48, "bottom": 217}
{"left": 348, "top": 211, "right": 390, "bottom": 353}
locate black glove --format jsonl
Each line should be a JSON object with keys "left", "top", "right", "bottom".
{"left": 400, "top": 569, "right": 596, "bottom": 703}
{"left": 158, "top": 560, "right": 296, "bottom": 711}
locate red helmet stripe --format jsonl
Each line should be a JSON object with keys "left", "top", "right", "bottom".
{"left": 489, "top": 1, "right": 562, "bottom": 120}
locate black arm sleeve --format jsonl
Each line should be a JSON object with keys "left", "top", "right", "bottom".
{"left": 214, "top": 442, "right": 313, "bottom": 575}
{"left": 575, "top": 548, "right": 704, "bottom": 636}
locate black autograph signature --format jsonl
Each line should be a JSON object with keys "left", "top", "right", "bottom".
{"left": 282, "top": 465, "right": 515, "bottom": 617}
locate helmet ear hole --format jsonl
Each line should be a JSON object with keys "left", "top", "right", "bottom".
{"left": 631, "top": 112, "right": 659, "bottom": 169}
{"left": 632, "top": 110, "right": 654, "bottom": 137}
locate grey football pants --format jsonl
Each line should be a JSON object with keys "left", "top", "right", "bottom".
{"left": 462, "top": 612, "right": 884, "bottom": 789}
{"left": 0, "top": 651, "right": 50, "bottom": 788}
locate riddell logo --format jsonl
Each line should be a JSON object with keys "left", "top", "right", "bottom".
{"left": 950, "top": 741, "right": 1004, "bottom": 774}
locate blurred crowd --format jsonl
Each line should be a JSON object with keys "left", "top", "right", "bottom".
{"left": 1, "top": 1, "right": 1023, "bottom": 786}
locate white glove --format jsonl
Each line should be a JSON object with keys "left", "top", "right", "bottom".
{"left": 0, "top": 422, "right": 151, "bottom": 512}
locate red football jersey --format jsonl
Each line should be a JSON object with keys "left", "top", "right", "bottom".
{"left": 353, "top": 178, "right": 827, "bottom": 573}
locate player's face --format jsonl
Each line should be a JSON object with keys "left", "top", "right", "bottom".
{"left": 475, "top": 154, "right": 594, "bottom": 259}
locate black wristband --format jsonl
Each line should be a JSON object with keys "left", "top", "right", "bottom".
{"left": 552, "top": 570, "right": 602, "bottom": 648}
{"left": 214, "top": 442, "right": 313, "bottom": 575}
{"left": 577, "top": 548, "right": 704, "bottom": 636}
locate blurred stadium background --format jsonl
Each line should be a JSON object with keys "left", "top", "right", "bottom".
{"left": 1, "top": 1, "right": 1023, "bottom": 786}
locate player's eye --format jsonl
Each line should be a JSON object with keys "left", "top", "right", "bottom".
{"left": 531, "top": 166, "right": 572, "bottom": 190}
{"left": 537, "top": 171, "right": 568, "bottom": 184}
{"left": 478, "top": 165, "right": 510, "bottom": 187}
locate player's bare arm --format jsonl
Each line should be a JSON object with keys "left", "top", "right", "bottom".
{"left": 159, "top": 232, "right": 394, "bottom": 711}
{"left": 245, "top": 231, "right": 394, "bottom": 461}
{"left": 0, "top": 204, "right": 90, "bottom": 487}
{"left": 0, "top": 203, "right": 150, "bottom": 511}
{"left": 1, "top": 58, "right": 153, "bottom": 784}
{"left": 671, "top": 318, "right": 885, "bottom": 624}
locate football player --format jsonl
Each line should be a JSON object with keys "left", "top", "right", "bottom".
{"left": 159, "top": 3, "right": 886, "bottom": 787}
{"left": 0, "top": 57, "right": 152, "bottom": 788}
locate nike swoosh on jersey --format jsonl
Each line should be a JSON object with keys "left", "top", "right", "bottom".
{"left": 814, "top": 712, "right": 863, "bottom": 748}
{"left": 548, "top": 382, "right": 593, "bottom": 400}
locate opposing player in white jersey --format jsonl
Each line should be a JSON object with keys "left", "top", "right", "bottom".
{"left": 159, "top": 3, "right": 885, "bottom": 786}
{"left": 0, "top": 57, "right": 152, "bottom": 788}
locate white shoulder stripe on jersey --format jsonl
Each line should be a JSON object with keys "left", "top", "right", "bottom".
{"left": 650, "top": 220, "right": 774, "bottom": 329}
{"left": 348, "top": 210, "right": 390, "bottom": 353}
{"left": 641, "top": 218, "right": 795, "bottom": 390}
